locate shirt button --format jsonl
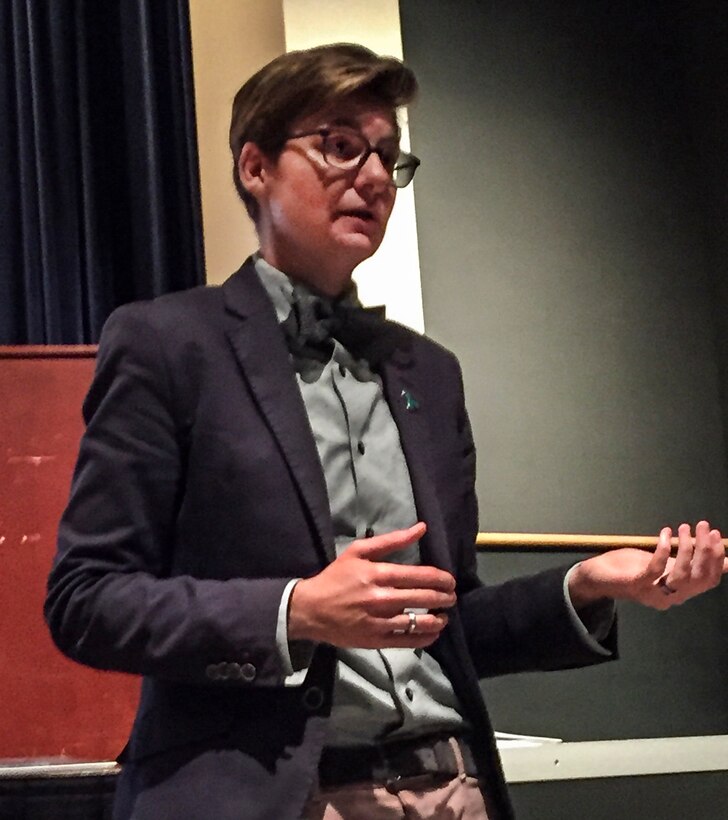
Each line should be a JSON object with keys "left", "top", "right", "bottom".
{"left": 405, "top": 687, "right": 414, "bottom": 701}
{"left": 365, "top": 527, "right": 374, "bottom": 538}
{"left": 302, "top": 686, "right": 325, "bottom": 712}
{"left": 357, "top": 441, "right": 365, "bottom": 455}
{"left": 240, "top": 662, "right": 257, "bottom": 682}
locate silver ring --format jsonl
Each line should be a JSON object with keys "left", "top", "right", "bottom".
{"left": 406, "top": 610, "right": 418, "bottom": 634}
{"left": 658, "top": 575, "right": 677, "bottom": 595}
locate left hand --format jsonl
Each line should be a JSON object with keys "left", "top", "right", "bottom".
{"left": 569, "top": 521, "right": 728, "bottom": 611}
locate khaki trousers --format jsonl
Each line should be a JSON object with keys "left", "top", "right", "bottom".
{"left": 304, "top": 772, "right": 490, "bottom": 819}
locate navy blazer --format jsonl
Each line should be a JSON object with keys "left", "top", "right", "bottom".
{"left": 46, "top": 258, "right": 616, "bottom": 820}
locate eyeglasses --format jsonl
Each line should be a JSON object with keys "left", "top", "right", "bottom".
{"left": 285, "top": 126, "right": 420, "bottom": 189}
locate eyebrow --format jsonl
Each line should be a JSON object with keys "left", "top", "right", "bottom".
{"left": 325, "top": 117, "right": 400, "bottom": 144}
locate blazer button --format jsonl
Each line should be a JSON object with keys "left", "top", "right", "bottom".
{"left": 240, "top": 662, "right": 256, "bottom": 682}
{"left": 205, "top": 663, "right": 221, "bottom": 681}
{"left": 302, "top": 686, "right": 325, "bottom": 712}
{"left": 227, "top": 662, "right": 243, "bottom": 680}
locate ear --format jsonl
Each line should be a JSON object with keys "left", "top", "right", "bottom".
{"left": 237, "top": 141, "right": 271, "bottom": 201}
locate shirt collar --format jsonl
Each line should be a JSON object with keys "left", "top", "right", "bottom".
{"left": 252, "top": 252, "right": 362, "bottom": 325}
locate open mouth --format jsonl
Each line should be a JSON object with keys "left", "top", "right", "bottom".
{"left": 339, "top": 209, "right": 375, "bottom": 222}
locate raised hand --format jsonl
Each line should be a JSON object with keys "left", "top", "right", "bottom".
{"left": 569, "top": 520, "right": 727, "bottom": 611}
{"left": 287, "top": 523, "right": 457, "bottom": 649}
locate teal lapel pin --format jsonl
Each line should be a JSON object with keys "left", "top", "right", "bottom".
{"left": 401, "top": 389, "right": 420, "bottom": 411}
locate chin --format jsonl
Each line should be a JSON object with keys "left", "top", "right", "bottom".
{"left": 336, "top": 230, "right": 383, "bottom": 261}
{"left": 340, "top": 248, "right": 379, "bottom": 274}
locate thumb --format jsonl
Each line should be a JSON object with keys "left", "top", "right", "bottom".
{"left": 350, "top": 522, "right": 427, "bottom": 562}
{"left": 711, "top": 530, "right": 728, "bottom": 575}
{"left": 645, "top": 526, "right": 671, "bottom": 581}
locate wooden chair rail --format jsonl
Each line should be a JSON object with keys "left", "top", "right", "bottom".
{"left": 0, "top": 345, "right": 97, "bottom": 359}
{"left": 476, "top": 532, "right": 728, "bottom": 552}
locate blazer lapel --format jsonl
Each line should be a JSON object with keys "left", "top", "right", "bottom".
{"left": 223, "top": 260, "right": 335, "bottom": 564}
{"left": 381, "top": 349, "right": 455, "bottom": 575}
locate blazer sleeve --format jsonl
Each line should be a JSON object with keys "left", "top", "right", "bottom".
{"left": 445, "top": 357, "right": 618, "bottom": 679}
{"left": 45, "top": 304, "right": 292, "bottom": 687}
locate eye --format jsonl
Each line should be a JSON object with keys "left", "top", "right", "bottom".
{"left": 324, "top": 130, "right": 364, "bottom": 163}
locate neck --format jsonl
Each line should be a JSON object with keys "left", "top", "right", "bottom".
{"left": 257, "top": 241, "right": 356, "bottom": 298}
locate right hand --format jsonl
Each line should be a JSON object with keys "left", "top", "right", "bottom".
{"left": 288, "top": 523, "right": 456, "bottom": 649}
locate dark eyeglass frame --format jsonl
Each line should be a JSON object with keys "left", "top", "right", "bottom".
{"left": 285, "top": 126, "right": 420, "bottom": 189}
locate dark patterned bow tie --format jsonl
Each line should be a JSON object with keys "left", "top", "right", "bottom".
{"left": 280, "top": 288, "right": 392, "bottom": 379}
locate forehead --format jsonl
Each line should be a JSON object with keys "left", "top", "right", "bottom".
{"left": 292, "top": 98, "right": 400, "bottom": 140}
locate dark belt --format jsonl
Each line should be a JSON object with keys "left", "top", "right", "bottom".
{"left": 318, "top": 734, "right": 478, "bottom": 791}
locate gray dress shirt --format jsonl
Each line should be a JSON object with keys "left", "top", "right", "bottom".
{"left": 254, "top": 255, "right": 612, "bottom": 748}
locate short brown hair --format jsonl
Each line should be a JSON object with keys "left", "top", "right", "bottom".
{"left": 229, "top": 43, "right": 418, "bottom": 220}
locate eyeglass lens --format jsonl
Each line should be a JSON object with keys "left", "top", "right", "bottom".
{"left": 322, "top": 129, "right": 418, "bottom": 188}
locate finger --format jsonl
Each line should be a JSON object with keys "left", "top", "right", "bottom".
{"left": 704, "top": 528, "right": 727, "bottom": 586}
{"left": 340, "top": 613, "right": 448, "bottom": 649}
{"left": 388, "top": 611, "right": 449, "bottom": 636}
{"left": 645, "top": 527, "right": 671, "bottom": 582}
{"left": 692, "top": 521, "right": 721, "bottom": 586}
{"left": 709, "top": 530, "right": 728, "bottom": 585}
{"left": 710, "top": 529, "right": 728, "bottom": 575}
{"left": 670, "top": 522, "right": 695, "bottom": 585}
{"left": 367, "top": 588, "right": 457, "bottom": 616}
{"left": 339, "top": 631, "right": 442, "bottom": 650}
{"left": 384, "top": 633, "right": 444, "bottom": 650}
{"left": 350, "top": 523, "right": 427, "bottom": 561}
{"left": 373, "top": 563, "right": 456, "bottom": 594}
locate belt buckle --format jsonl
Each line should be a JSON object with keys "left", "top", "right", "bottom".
{"left": 380, "top": 742, "right": 449, "bottom": 794}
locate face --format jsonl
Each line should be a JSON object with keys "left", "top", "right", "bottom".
{"left": 241, "top": 100, "right": 399, "bottom": 296}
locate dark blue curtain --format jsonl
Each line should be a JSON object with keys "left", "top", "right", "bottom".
{"left": 0, "top": 0, "right": 205, "bottom": 344}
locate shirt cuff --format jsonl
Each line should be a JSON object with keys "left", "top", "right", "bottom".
{"left": 276, "top": 578, "right": 317, "bottom": 685}
{"left": 563, "top": 564, "right": 615, "bottom": 657}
